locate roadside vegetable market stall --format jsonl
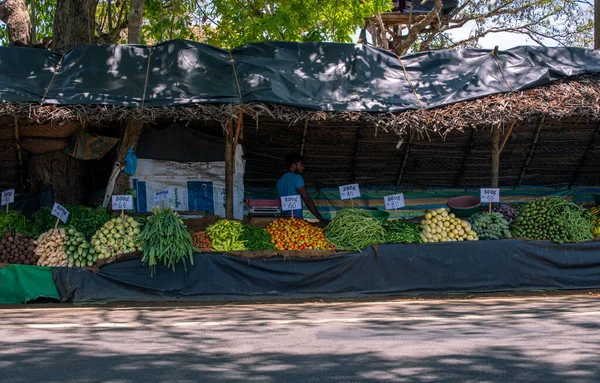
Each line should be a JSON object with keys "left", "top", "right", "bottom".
{"left": 1, "top": 40, "right": 600, "bottom": 304}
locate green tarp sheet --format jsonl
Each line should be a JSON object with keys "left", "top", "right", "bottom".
{"left": 0, "top": 265, "right": 59, "bottom": 304}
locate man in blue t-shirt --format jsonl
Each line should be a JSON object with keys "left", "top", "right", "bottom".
{"left": 277, "top": 153, "right": 328, "bottom": 224}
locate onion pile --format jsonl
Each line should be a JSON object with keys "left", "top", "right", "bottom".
{"left": 91, "top": 216, "right": 141, "bottom": 261}
{"left": 0, "top": 232, "right": 38, "bottom": 265}
{"left": 36, "top": 229, "right": 69, "bottom": 267}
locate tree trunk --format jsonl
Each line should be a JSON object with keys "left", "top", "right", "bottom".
{"left": 53, "top": 0, "right": 98, "bottom": 53}
{"left": 128, "top": 0, "right": 144, "bottom": 44}
{"left": 0, "top": 0, "right": 31, "bottom": 45}
{"left": 28, "top": 151, "right": 85, "bottom": 204}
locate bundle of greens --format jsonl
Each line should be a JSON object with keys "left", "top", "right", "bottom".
{"left": 0, "top": 212, "right": 32, "bottom": 236}
{"left": 139, "top": 207, "right": 194, "bottom": 273}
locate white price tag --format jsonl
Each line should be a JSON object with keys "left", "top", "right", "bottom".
{"left": 339, "top": 184, "right": 361, "bottom": 200}
{"left": 153, "top": 189, "right": 173, "bottom": 202}
{"left": 480, "top": 188, "right": 500, "bottom": 203}
{"left": 51, "top": 203, "right": 70, "bottom": 223}
{"left": 384, "top": 193, "right": 405, "bottom": 210}
{"left": 112, "top": 195, "right": 133, "bottom": 210}
{"left": 280, "top": 195, "right": 301, "bottom": 211}
{"left": 1, "top": 189, "right": 15, "bottom": 206}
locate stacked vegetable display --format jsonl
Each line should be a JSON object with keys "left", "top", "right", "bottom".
{"left": 139, "top": 207, "right": 195, "bottom": 272}
{"left": 420, "top": 208, "right": 479, "bottom": 242}
{"left": 324, "top": 209, "right": 386, "bottom": 250}
{"left": 269, "top": 218, "right": 334, "bottom": 251}
{"left": 36, "top": 229, "right": 69, "bottom": 267}
{"left": 64, "top": 227, "right": 96, "bottom": 267}
{"left": 206, "top": 219, "right": 247, "bottom": 251}
{"left": 0, "top": 232, "right": 37, "bottom": 265}
{"left": 91, "top": 216, "right": 142, "bottom": 261}
{"left": 382, "top": 220, "right": 422, "bottom": 244}
{"left": 190, "top": 232, "right": 212, "bottom": 251}
{"left": 492, "top": 204, "right": 519, "bottom": 224}
{"left": 510, "top": 197, "right": 593, "bottom": 244}
{"left": 468, "top": 212, "right": 512, "bottom": 240}
{"left": 242, "top": 225, "right": 276, "bottom": 251}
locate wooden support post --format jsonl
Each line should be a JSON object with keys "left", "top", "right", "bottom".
{"left": 499, "top": 120, "right": 516, "bottom": 154}
{"left": 455, "top": 128, "right": 475, "bottom": 187}
{"left": 570, "top": 122, "right": 600, "bottom": 187}
{"left": 13, "top": 116, "right": 23, "bottom": 190}
{"left": 517, "top": 116, "right": 545, "bottom": 187}
{"left": 300, "top": 119, "right": 308, "bottom": 155}
{"left": 225, "top": 119, "right": 235, "bottom": 219}
{"left": 396, "top": 131, "right": 414, "bottom": 186}
{"left": 233, "top": 110, "right": 244, "bottom": 150}
{"left": 491, "top": 125, "right": 500, "bottom": 188}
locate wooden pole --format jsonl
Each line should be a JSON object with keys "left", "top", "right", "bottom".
{"left": 300, "top": 119, "right": 308, "bottom": 155}
{"left": 491, "top": 125, "right": 500, "bottom": 188}
{"left": 396, "top": 131, "right": 414, "bottom": 186}
{"left": 225, "top": 120, "right": 235, "bottom": 219}
{"left": 517, "top": 116, "right": 545, "bottom": 187}
{"left": 594, "top": 0, "right": 600, "bottom": 50}
{"left": 14, "top": 116, "right": 23, "bottom": 190}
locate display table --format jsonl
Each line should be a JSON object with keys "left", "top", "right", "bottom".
{"left": 51, "top": 240, "right": 600, "bottom": 303}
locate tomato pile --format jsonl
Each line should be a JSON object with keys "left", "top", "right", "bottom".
{"left": 266, "top": 218, "right": 334, "bottom": 251}
{"left": 190, "top": 231, "right": 212, "bottom": 251}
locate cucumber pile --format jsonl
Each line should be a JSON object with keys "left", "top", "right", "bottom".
{"left": 468, "top": 212, "right": 511, "bottom": 240}
{"left": 64, "top": 227, "right": 96, "bottom": 267}
{"left": 510, "top": 197, "right": 593, "bottom": 244}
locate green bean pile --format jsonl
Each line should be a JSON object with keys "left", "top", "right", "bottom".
{"left": 382, "top": 220, "right": 422, "bottom": 243}
{"left": 139, "top": 207, "right": 194, "bottom": 273}
{"left": 324, "top": 209, "right": 386, "bottom": 250}
{"left": 242, "top": 225, "right": 276, "bottom": 251}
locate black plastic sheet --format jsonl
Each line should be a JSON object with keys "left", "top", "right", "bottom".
{"left": 52, "top": 240, "right": 600, "bottom": 303}
{"left": 2, "top": 41, "right": 600, "bottom": 112}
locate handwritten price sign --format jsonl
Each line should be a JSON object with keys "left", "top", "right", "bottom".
{"left": 480, "top": 188, "right": 500, "bottom": 203}
{"left": 1, "top": 189, "right": 14, "bottom": 206}
{"left": 384, "top": 193, "right": 405, "bottom": 210}
{"left": 51, "top": 203, "right": 70, "bottom": 223}
{"left": 153, "top": 189, "right": 173, "bottom": 202}
{"left": 112, "top": 195, "right": 133, "bottom": 210}
{"left": 280, "top": 195, "right": 301, "bottom": 211}
{"left": 339, "top": 184, "right": 361, "bottom": 200}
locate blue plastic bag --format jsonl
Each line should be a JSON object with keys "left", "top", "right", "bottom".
{"left": 124, "top": 148, "right": 137, "bottom": 175}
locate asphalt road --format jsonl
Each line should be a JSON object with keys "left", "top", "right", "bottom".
{"left": 2, "top": 295, "right": 600, "bottom": 382}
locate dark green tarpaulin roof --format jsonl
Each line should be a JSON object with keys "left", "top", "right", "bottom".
{"left": 1, "top": 40, "right": 600, "bottom": 112}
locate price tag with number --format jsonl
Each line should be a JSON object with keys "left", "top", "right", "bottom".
{"left": 280, "top": 195, "right": 301, "bottom": 211}
{"left": 480, "top": 188, "right": 500, "bottom": 203}
{"left": 384, "top": 193, "right": 405, "bottom": 210}
{"left": 339, "top": 184, "right": 361, "bottom": 200}
{"left": 51, "top": 203, "right": 70, "bottom": 223}
{"left": 153, "top": 189, "right": 173, "bottom": 202}
{"left": 1, "top": 189, "right": 14, "bottom": 206}
{"left": 112, "top": 195, "right": 133, "bottom": 210}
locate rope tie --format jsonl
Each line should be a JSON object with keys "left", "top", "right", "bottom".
{"left": 397, "top": 56, "right": 425, "bottom": 112}
{"left": 141, "top": 49, "right": 153, "bottom": 110}
{"left": 40, "top": 53, "right": 65, "bottom": 105}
